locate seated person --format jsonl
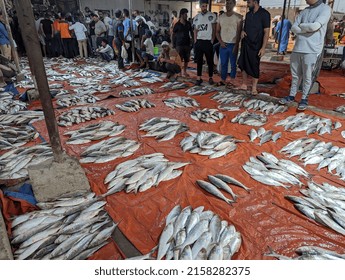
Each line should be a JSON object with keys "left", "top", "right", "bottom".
{"left": 158, "top": 41, "right": 182, "bottom": 81}
{"left": 136, "top": 30, "right": 154, "bottom": 69}
{"left": 96, "top": 39, "right": 114, "bottom": 62}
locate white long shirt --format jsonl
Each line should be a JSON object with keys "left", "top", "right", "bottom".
{"left": 69, "top": 22, "right": 87, "bottom": 41}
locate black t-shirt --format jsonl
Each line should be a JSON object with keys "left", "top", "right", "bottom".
{"left": 41, "top": 19, "right": 53, "bottom": 36}
{"left": 89, "top": 20, "right": 95, "bottom": 36}
{"left": 173, "top": 20, "right": 192, "bottom": 46}
{"left": 243, "top": 7, "right": 270, "bottom": 50}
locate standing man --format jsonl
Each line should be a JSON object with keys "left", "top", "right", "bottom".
{"left": 276, "top": 17, "right": 292, "bottom": 55}
{"left": 58, "top": 13, "right": 73, "bottom": 58}
{"left": 237, "top": 0, "right": 270, "bottom": 95}
{"left": 103, "top": 12, "right": 114, "bottom": 48}
{"left": 216, "top": 0, "right": 243, "bottom": 87}
{"left": 113, "top": 9, "right": 125, "bottom": 69}
{"left": 279, "top": 0, "right": 331, "bottom": 110}
{"left": 40, "top": 13, "right": 54, "bottom": 58}
{"left": 93, "top": 14, "right": 107, "bottom": 48}
{"left": 173, "top": 8, "right": 193, "bottom": 77}
{"left": 69, "top": 19, "right": 88, "bottom": 58}
{"left": 123, "top": 9, "right": 135, "bottom": 63}
{"left": 170, "top": 11, "right": 179, "bottom": 43}
{"left": 0, "top": 11, "right": 11, "bottom": 60}
{"left": 193, "top": 0, "right": 217, "bottom": 85}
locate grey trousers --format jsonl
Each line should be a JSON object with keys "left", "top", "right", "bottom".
{"left": 289, "top": 52, "right": 321, "bottom": 100}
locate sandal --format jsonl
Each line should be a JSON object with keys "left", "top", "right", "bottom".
{"left": 251, "top": 91, "right": 258, "bottom": 96}
{"left": 216, "top": 81, "right": 226, "bottom": 87}
{"left": 226, "top": 82, "right": 236, "bottom": 89}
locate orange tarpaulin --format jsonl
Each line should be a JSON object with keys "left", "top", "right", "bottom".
{"left": 30, "top": 84, "right": 345, "bottom": 260}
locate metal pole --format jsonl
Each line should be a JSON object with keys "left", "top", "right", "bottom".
{"left": 14, "top": 0, "right": 64, "bottom": 162}
{"left": 190, "top": 0, "right": 193, "bottom": 19}
{"left": 129, "top": 0, "right": 135, "bottom": 64}
{"left": 0, "top": 0, "right": 21, "bottom": 73}
{"left": 277, "top": 0, "right": 288, "bottom": 55}
{"left": 287, "top": 0, "right": 292, "bottom": 19}
{"left": 208, "top": 0, "right": 212, "bottom": 11}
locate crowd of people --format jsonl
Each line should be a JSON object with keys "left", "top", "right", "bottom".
{"left": 0, "top": 0, "right": 337, "bottom": 111}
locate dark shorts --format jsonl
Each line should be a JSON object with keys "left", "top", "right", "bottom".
{"left": 176, "top": 45, "right": 191, "bottom": 62}
{"left": 136, "top": 49, "right": 154, "bottom": 61}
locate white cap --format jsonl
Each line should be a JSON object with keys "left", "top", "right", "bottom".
{"left": 161, "top": 41, "right": 169, "bottom": 47}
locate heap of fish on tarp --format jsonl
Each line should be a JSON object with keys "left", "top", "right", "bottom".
{"left": 248, "top": 128, "right": 281, "bottom": 145}
{"left": 335, "top": 105, "right": 345, "bottom": 115}
{"left": 57, "top": 106, "right": 114, "bottom": 127}
{"left": 285, "top": 181, "right": 345, "bottom": 236}
{"left": 119, "top": 87, "right": 154, "bottom": 98}
{"left": 280, "top": 138, "right": 345, "bottom": 180}
{"left": 115, "top": 99, "right": 155, "bottom": 112}
{"left": 243, "top": 152, "right": 309, "bottom": 189}
{"left": 163, "top": 97, "right": 200, "bottom": 109}
{"left": 144, "top": 205, "right": 242, "bottom": 260}
{"left": 0, "top": 92, "right": 27, "bottom": 114}
{"left": 10, "top": 191, "right": 117, "bottom": 260}
{"left": 80, "top": 136, "right": 140, "bottom": 164}
{"left": 265, "top": 245, "right": 345, "bottom": 260}
{"left": 139, "top": 117, "right": 189, "bottom": 142}
{"left": 0, "top": 125, "right": 39, "bottom": 150}
{"left": 231, "top": 111, "right": 268, "bottom": 126}
{"left": 0, "top": 111, "right": 44, "bottom": 126}
{"left": 64, "top": 121, "right": 126, "bottom": 145}
{"left": 211, "top": 91, "right": 246, "bottom": 111}
{"left": 190, "top": 108, "right": 224, "bottom": 123}
{"left": 196, "top": 174, "right": 251, "bottom": 205}
{"left": 111, "top": 75, "right": 141, "bottom": 87}
{"left": 56, "top": 94, "right": 100, "bottom": 108}
{"left": 275, "top": 113, "right": 342, "bottom": 135}
{"left": 0, "top": 144, "right": 53, "bottom": 180}
{"left": 160, "top": 81, "right": 188, "bottom": 90}
{"left": 186, "top": 86, "right": 215, "bottom": 96}
{"left": 103, "top": 153, "right": 189, "bottom": 195}
{"left": 243, "top": 99, "right": 288, "bottom": 115}
{"left": 180, "top": 131, "right": 240, "bottom": 159}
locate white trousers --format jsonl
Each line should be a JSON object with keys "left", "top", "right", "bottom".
{"left": 289, "top": 52, "right": 321, "bottom": 100}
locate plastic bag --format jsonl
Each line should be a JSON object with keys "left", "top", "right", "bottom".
{"left": 121, "top": 45, "right": 128, "bottom": 59}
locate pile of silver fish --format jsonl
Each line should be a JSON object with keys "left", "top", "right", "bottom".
{"left": 186, "top": 86, "right": 215, "bottom": 96}
{"left": 0, "top": 144, "right": 53, "bottom": 179}
{"left": 243, "top": 99, "right": 288, "bottom": 115}
{"left": 280, "top": 138, "right": 345, "bottom": 180}
{"left": 275, "top": 113, "right": 341, "bottom": 135}
{"left": 211, "top": 92, "right": 247, "bottom": 106}
{"left": 139, "top": 117, "right": 189, "bottom": 142}
{"left": 0, "top": 111, "right": 44, "bottom": 126}
{"left": 129, "top": 70, "right": 161, "bottom": 79}
{"left": 119, "top": 87, "right": 154, "bottom": 98}
{"left": 80, "top": 136, "right": 140, "bottom": 164}
{"left": 335, "top": 105, "right": 345, "bottom": 115}
{"left": 153, "top": 205, "right": 242, "bottom": 260}
{"left": 190, "top": 108, "right": 224, "bottom": 123}
{"left": 231, "top": 111, "right": 267, "bottom": 126}
{"left": 0, "top": 93, "right": 27, "bottom": 114}
{"left": 243, "top": 152, "right": 309, "bottom": 189}
{"left": 56, "top": 94, "right": 100, "bottom": 108}
{"left": 196, "top": 174, "right": 250, "bottom": 205}
{"left": 57, "top": 106, "right": 115, "bottom": 127}
{"left": 285, "top": 181, "right": 345, "bottom": 236}
{"left": 140, "top": 76, "right": 163, "bottom": 83}
{"left": 115, "top": 99, "right": 155, "bottom": 112}
{"left": 163, "top": 97, "right": 200, "bottom": 109}
{"left": 10, "top": 191, "right": 117, "bottom": 260}
{"left": 103, "top": 153, "right": 189, "bottom": 195}
{"left": 265, "top": 245, "right": 345, "bottom": 260}
{"left": 111, "top": 75, "right": 141, "bottom": 87}
{"left": 248, "top": 128, "right": 282, "bottom": 145}
{"left": 64, "top": 121, "right": 126, "bottom": 145}
{"left": 0, "top": 125, "right": 39, "bottom": 150}
{"left": 180, "top": 131, "right": 238, "bottom": 159}
{"left": 160, "top": 82, "right": 187, "bottom": 90}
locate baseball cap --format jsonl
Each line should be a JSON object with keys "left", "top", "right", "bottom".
{"left": 161, "top": 41, "right": 169, "bottom": 47}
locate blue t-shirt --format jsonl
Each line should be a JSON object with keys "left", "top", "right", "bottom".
{"left": 123, "top": 18, "right": 137, "bottom": 38}
{"left": 0, "top": 22, "right": 10, "bottom": 45}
